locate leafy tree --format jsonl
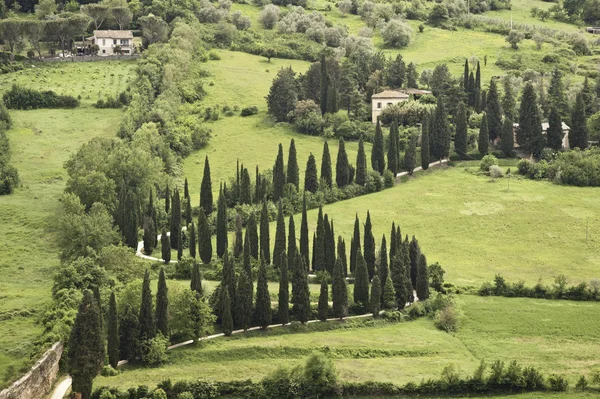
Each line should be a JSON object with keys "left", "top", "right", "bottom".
{"left": 387, "top": 54, "right": 406, "bottom": 88}
{"left": 139, "top": 269, "right": 155, "bottom": 341}
{"left": 416, "top": 253, "right": 430, "bottom": 300}
{"left": 139, "top": 14, "right": 168, "bottom": 46}
{"left": 107, "top": 292, "right": 119, "bottom": 369}
{"left": 155, "top": 268, "right": 169, "bottom": 338}
{"left": 421, "top": 114, "right": 431, "bottom": 169}
{"left": 273, "top": 143, "right": 286, "bottom": 201}
{"left": 170, "top": 290, "right": 215, "bottom": 343}
{"left": 221, "top": 289, "right": 233, "bottom": 336}
{"left": 355, "top": 137, "right": 367, "bottom": 185}
{"left": 517, "top": 82, "right": 544, "bottom": 156}
{"left": 247, "top": 213, "right": 259, "bottom": 259}
{"left": 161, "top": 227, "right": 170, "bottom": 264}
{"left": 318, "top": 279, "right": 329, "bottom": 321}
{"left": 370, "top": 275, "right": 381, "bottom": 317}
{"left": 431, "top": 96, "right": 450, "bottom": 160}
{"left": 404, "top": 135, "right": 417, "bottom": 174}
{"left": 234, "top": 214, "right": 243, "bottom": 258}
{"left": 304, "top": 153, "right": 318, "bottom": 193}
{"left": 118, "top": 304, "right": 139, "bottom": 361}
{"left": 278, "top": 252, "right": 290, "bottom": 325}
{"left": 336, "top": 137, "right": 350, "bottom": 188}
{"left": 371, "top": 120, "right": 386, "bottom": 173}
{"left": 382, "top": 276, "right": 396, "bottom": 310}
{"left": 486, "top": 79, "right": 502, "bottom": 141}
{"left": 255, "top": 257, "right": 272, "bottom": 328}
{"left": 501, "top": 117, "right": 515, "bottom": 157}
{"left": 273, "top": 200, "right": 286, "bottom": 269}
{"left": 287, "top": 139, "right": 299, "bottom": 189}
{"left": 300, "top": 196, "right": 309, "bottom": 267}
{"left": 200, "top": 156, "right": 213, "bottom": 214}
{"left": 332, "top": 256, "right": 348, "bottom": 319}
{"left": 321, "top": 141, "right": 333, "bottom": 187}
{"left": 478, "top": 113, "right": 490, "bottom": 155}
{"left": 314, "top": 206, "right": 326, "bottom": 272}
{"left": 170, "top": 189, "right": 181, "bottom": 249}
{"left": 267, "top": 67, "right": 298, "bottom": 122}
{"left": 350, "top": 214, "right": 361, "bottom": 274}
{"left": 506, "top": 30, "right": 524, "bottom": 49}
{"left": 292, "top": 253, "right": 311, "bottom": 323}
{"left": 189, "top": 222, "right": 197, "bottom": 258}
{"left": 547, "top": 106, "right": 563, "bottom": 151}
{"left": 387, "top": 121, "right": 399, "bottom": 174}
{"left": 260, "top": 200, "right": 271, "bottom": 264}
{"left": 235, "top": 270, "right": 253, "bottom": 331}
{"left": 197, "top": 209, "right": 212, "bottom": 264}
{"left": 363, "top": 211, "right": 375, "bottom": 279}
{"left": 68, "top": 290, "right": 105, "bottom": 399}
{"left": 570, "top": 92, "right": 589, "bottom": 149}
{"left": 216, "top": 185, "right": 228, "bottom": 258}
{"left": 354, "top": 249, "right": 370, "bottom": 308}
{"left": 191, "top": 263, "right": 202, "bottom": 295}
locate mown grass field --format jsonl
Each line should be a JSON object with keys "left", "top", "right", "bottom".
{"left": 94, "top": 294, "right": 600, "bottom": 391}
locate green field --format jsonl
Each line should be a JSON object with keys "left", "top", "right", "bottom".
{"left": 94, "top": 295, "right": 600, "bottom": 391}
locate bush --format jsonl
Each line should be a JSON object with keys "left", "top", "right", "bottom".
{"left": 381, "top": 19, "right": 412, "bottom": 48}
{"left": 260, "top": 4, "right": 280, "bottom": 29}
{"left": 100, "top": 365, "right": 119, "bottom": 377}
{"left": 548, "top": 374, "right": 568, "bottom": 391}
{"left": 241, "top": 105, "right": 259, "bottom": 116}
{"left": 383, "top": 169, "right": 395, "bottom": 188}
{"left": 434, "top": 303, "right": 462, "bottom": 332}
{"left": 3, "top": 84, "right": 79, "bottom": 109}
{"left": 480, "top": 154, "right": 498, "bottom": 171}
{"left": 142, "top": 333, "right": 169, "bottom": 365}
{"left": 489, "top": 164, "right": 504, "bottom": 178}
{"left": 208, "top": 50, "right": 221, "bottom": 60}
{"left": 0, "top": 164, "right": 19, "bottom": 195}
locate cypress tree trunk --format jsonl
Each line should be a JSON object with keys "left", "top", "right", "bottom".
{"left": 247, "top": 213, "right": 259, "bottom": 259}
{"left": 260, "top": 201, "right": 271, "bottom": 264}
{"left": 191, "top": 263, "right": 202, "bottom": 295}
{"left": 155, "top": 268, "right": 169, "bottom": 338}
{"left": 314, "top": 206, "right": 325, "bottom": 272}
{"left": 216, "top": 186, "right": 228, "bottom": 258}
{"left": 332, "top": 256, "right": 348, "bottom": 319}
{"left": 278, "top": 252, "right": 290, "bottom": 325}
{"left": 370, "top": 275, "right": 381, "bottom": 317}
{"left": 355, "top": 137, "right": 367, "bottom": 185}
{"left": 300, "top": 196, "right": 309, "bottom": 267}
{"left": 350, "top": 215, "right": 361, "bottom": 274}
{"left": 255, "top": 257, "right": 272, "bottom": 328}
{"left": 234, "top": 213, "right": 243, "bottom": 258}
{"left": 200, "top": 156, "right": 213, "bottom": 214}
{"left": 273, "top": 201, "right": 286, "bottom": 269}
{"left": 478, "top": 113, "right": 489, "bottom": 155}
{"left": 139, "top": 269, "right": 155, "bottom": 341}
{"left": 335, "top": 137, "right": 350, "bottom": 188}
{"left": 107, "top": 292, "right": 119, "bottom": 369}
{"left": 304, "top": 153, "right": 318, "bottom": 193}
{"left": 371, "top": 119, "right": 385, "bottom": 174}
{"left": 189, "top": 222, "right": 197, "bottom": 258}
{"left": 170, "top": 189, "right": 181, "bottom": 249}
{"left": 321, "top": 141, "right": 332, "bottom": 188}
{"left": 353, "top": 249, "right": 370, "bottom": 309}
{"left": 318, "top": 279, "right": 329, "bottom": 321}
{"left": 287, "top": 139, "right": 299, "bottom": 189}
{"left": 161, "top": 227, "right": 170, "bottom": 264}
{"left": 363, "top": 211, "right": 375, "bottom": 279}
{"left": 416, "top": 253, "right": 430, "bottom": 301}
{"left": 198, "top": 208, "right": 212, "bottom": 264}
{"left": 409, "top": 236, "right": 421, "bottom": 290}
{"left": 221, "top": 289, "right": 233, "bottom": 336}
{"left": 421, "top": 115, "right": 430, "bottom": 170}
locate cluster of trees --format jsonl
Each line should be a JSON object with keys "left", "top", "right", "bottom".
{"left": 3, "top": 84, "right": 79, "bottom": 109}
{"left": 0, "top": 101, "right": 18, "bottom": 195}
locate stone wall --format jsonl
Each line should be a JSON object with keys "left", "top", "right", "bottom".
{"left": 0, "top": 341, "right": 63, "bottom": 399}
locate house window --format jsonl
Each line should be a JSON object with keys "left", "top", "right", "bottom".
{"left": 102, "top": 39, "right": 105, "bottom": 46}
{"left": 120, "top": 39, "right": 128, "bottom": 45}
{"left": 102, "top": 49, "right": 106, "bottom": 54}
{"left": 387, "top": 102, "right": 393, "bottom": 107}
{"left": 113, "top": 39, "right": 117, "bottom": 45}
{"left": 377, "top": 102, "right": 382, "bottom": 109}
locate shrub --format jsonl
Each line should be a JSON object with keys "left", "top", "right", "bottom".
{"left": 231, "top": 10, "right": 251, "bottom": 30}
{"left": 548, "top": 374, "right": 568, "bottom": 391}
{"left": 260, "top": 4, "right": 280, "bottom": 29}
{"left": 241, "top": 105, "right": 259, "bottom": 116}
{"left": 489, "top": 164, "right": 504, "bottom": 178}
{"left": 480, "top": 154, "right": 498, "bottom": 171}
{"left": 383, "top": 169, "right": 395, "bottom": 188}
{"left": 208, "top": 50, "right": 221, "bottom": 60}
{"left": 434, "top": 303, "right": 462, "bottom": 332}
{"left": 0, "top": 164, "right": 19, "bottom": 195}
{"left": 142, "top": 333, "right": 169, "bottom": 365}
{"left": 381, "top": 19, "right": 412, "bottom": 48}
{"left": 3, "top": 84, "right": 79, "bottom": 109}
{"left": 100, "top": 365, "right": 119, "bottom": 377}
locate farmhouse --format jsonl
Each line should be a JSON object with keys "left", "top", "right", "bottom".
{"left": 371, "top": 89, "right": 432, "bottom": 123}
{"left": 90, "top": 30, "right": 135, "bottom": 56}
{"left": 510, "top": 122, "right": 571, "bottom": 150}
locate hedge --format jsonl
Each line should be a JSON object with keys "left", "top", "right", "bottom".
{"left": 3, "top": 84, "right": 79, "bottom": 110}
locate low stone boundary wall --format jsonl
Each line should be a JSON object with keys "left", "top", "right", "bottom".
{"left": 0, "top": 341, "right": 63, "bottom": 399}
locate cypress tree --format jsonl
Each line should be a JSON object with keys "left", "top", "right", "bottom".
{"left": 478, "top": 112, "right": 489, "bottom": 155}
{"left": 455, "top": 102, "right": 468, "bottom": 158}
{"left": 273, "top": 143, "right": 286, "bottom": 201}
{"left": 222, "top": 252, "right": 236, "bottom": 320}
{"left": 184, "top": 178, "right": 190, "bottom": 201}
{"left": 68, "top": 290, "right": 105, "bottom": 399}
{"left": 518, "top": 82, "right": 544, "bottom": 156}
{"left": 255, "top": 256, "right": 272, "bottom": 328}
{"left": 463, "top": 59, "right": 469, "bottom": 93}
{"left": 147, "top": 188, "right": 158, "bottom": 249}
{"left": 124, "top": 192, "right": 138, "bottom": 250}
{"left": 486, "top": 78, "right": 502, "bottom": 142}
{"left": 364, "top": 211, "right": 375, "bottom": 279}
{"left": 404, "top": 135, "right": 417, "bottom": 174}
{"left": 402, "top": 238, "right": 414, "bottom": 303}
{"left": 409, "top": 236, "right": 420, "bottom": 290}
{"left": 323, "top": 214, "right": 331, "bottom": 273}
{"left": 143, "top": 218, "right": 155, "bottom": 255}
{"left": 107, "top": 292, "right": 119, "bottom": 369}
{"left": 416, "top": 253, "right": 430, "bottom": 301}
{"left": 382, "top": 276, "right": 396, "bottom": 310}
{"left": 139, "top": 269, "right": 155, "bottom": 341}
{"left": 200, "top": 156, "right": 213, "bottom": 214}
{"left": 390, "top": 254, "right": 408, "bottom": 310}
{"left": 177, "top": 228, "right": 183, "bottom": 261}
{"left": 118, "top": 304, "right": 140, "bottom": 361}
{"left": 240, "top": 167, "right": 252, "bottom": 205}
{"left": 379, "top": 235, "right": 388, "bottom": 288}
{"left": 421, "top": 114, "right": 431, "bottom": 169}
{"left": 234, "top": 214, "right": 243, "bottom": 258}
{"left": 221, "top": 289, "right": 233, "bottom": 336}
{"left": 235, "top": 270, "right": 252, "bottom": 331}
{"left": 247, "top": 213, "right": 259, "bottom": 259}
{"left": 389, "top": 222, "right": 397, "bottom": 262}
{"left": 198, "top": 208, "right": 212, "bottom": 264}
{"left": 387, "top": 121, "right": 399, "bottom": 174}
{"left": 355, "top": 137, "right": 367, "bottom": 185}
{"left": 354, "top": 249, "right": 370, "bottom": 308}
{"left": 501, "top": 117, "right": 515, "bottom": 157}
{"left": 549, "top": 67, "right": 569, "bottom": 118}
{"left": 288, "top": 214, "right": 297, "bottom": 264}
{"left": 320, "top": 55, "right": 329, "bottom": 115}
{"left": 191, "top": 263, "right": 202, "bottom": 295}
{"left": 300, "top": 195, "right": 309, "bottom": 267}
{"left": 475, "top": 62, "right": 482, "bottom": 109}
{"left": 236, "top": 160, "right": 241, "bottom": 203}
{"left": 431, "top": 96, "right": 450, "bottom": 161}
{"left": 293, "top": 253, "right": 311, "bottom": 323}
{"left": 468, "top": 72, "right": 476, "bottom": 106}
{"left": 370, "top": 275, "right": 381, "bottom": 317}
{"left": 335, "top": 137, "right": 350, "bottom": 188}
{"left": 350, "top": 214, "right": 361, "bottom": 274}
{"left": 311, "top": 233, "right": 317, "bottom": 272}
{"left": 314, "top": 206, "right": 325, "bottom": 272}
{"left": 304, "top": 153, "right": 318, "bottom": 193}
{"left": 155, "top": 268, "right": 169, "bottom": 338}
{"left": 318, "top": 279, "right": 329, "bottom": 321}
{"left": 189, "top": 222, "right": 197, "bottom": 258}
{"left": 260, "top": 200, "right": 271, "bottom": 264}
{"left": 582, "top": 75, "right": 594, "bottom": 116}
{"left": 321, "top": 141, "right": 332, "bottom": 188}
{"left": 371, "top": 119, "right": 385, "bottom": 174}
{"left": 547, "top": 106, "right": 563, "bottom": 151}
{"left": 165, "top": 184, "right": 170, "bottom": 214}
{"left": 502, "top": 78, "right": 516, "bottom": 121}
{"left": 243, "top": 231, "right": 252, "bottom": 277}
{"left": 170, "top": 189, "right": 181, "bottom": 249}
{"left": 185, "top": 197, "right": 192, "bottom": 227}
{"left": 334, "top": 236, "right": 345, "bottom": 276}
{"left": 570, "top": 92, "right": 588, "bottom": 150}
{"left": 327, "top": 219, "right": 336, "bottom": 274}
{"left": 287, "top": 139, "right": 299, "bottom": 189}
{"left": 254, "top": 166, "right": 262, "bottom": 203}
{"left": 161, "top": 227, "right": 170, "bottom": 264}
{"left": 278, "top": 252, "right": 290, "bottom": 325}
{"left": 216, "top": 185, "right": 228, "bottom": 258}
{"left": 273, "top": 201, "right": 286, "bottom": 269}
{"left": 332, "top": 256, "right": 348, "bottom": 319}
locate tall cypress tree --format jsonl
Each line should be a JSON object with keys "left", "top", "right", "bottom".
{"left": 235, "top": 270, "right": 252, "bottom": 331}
{"left": 161, "top": 227, "right": 170, "bottom": 264}
{"left": 502, "top": 78, "right": 516, "bottom": 121}
{"left": 390, "top": 254, "right": 409, "bottom": 309}
{"left": 570, "top": 92, "right": 588, "bottom": 150}
{"left": 518, "top": 82, "right": 544, "bottom": 156}
{"left": 387, "top": 121, "right": 399, "bottom": 174}
{"left": 118, "top": 304, "right": 140, "bottom": 362}
{"left": 350, "top": 214, "right": 361, "bottom": 274}
{"left": 139, "top": 269, "right": 155, "bottom": 341}
{"left": 318, "top": 279, "right": 329, "bottom": 321}
{"left": 185, "top": 197, "right": 192, "bottom": 227}
{"left": 107, "top": 292, "right": 119, "bottom": 369}
{"left": 170, "top": 189, "right": 181, "bottom": 249}
{"left": 287, "top": 139, "right": 299, "bottom": 189}
{"left": 177, "top": 228, "right": 183, "bottom": 261}
{"left": 327, "top": 219, "right": 336, "bottom": 274}
{"left": 304, "top": 153, "right": 318, "bottom": 193}
{"left": 336, "top": 137, "right": 350, "bottom": 188}
{"left": 260, "top": 200, "right": 271, "bottom": 264}
{"left": 332, "top": 256, "right": 348, "bottom": 319}
{"left": 323, "top": 214, "right": 331, "bottom": 273}
{"left": 243, "top": 231, "right": 252, "bottom": 277}
{"left": 320, "top": 55, "right": 329, "bottom": 115}
{"left": 409, "top": 237, "right": 420, "bottom": 290}
{"left": 200, "top": 156, "right": 213, "bottom": 214}
{"left": 402, "top": 238, "right": 413, "bottom": 303}
{"left": 354, "top": 249, "right": 370, "bottom": 308}
{"left": 421, "top": 114, "right": 431, "bottom": 169}
{"left": 255, "top": 256, "right": 272, "bottom": 328}
{"left": 189, "top": 222, "right": 197, "bottom": 258}
{"left": 355, "top": 137, "right": 367, "bottom": 185}
{"left": 198, "top": 208, "right": 212, "bottom": 264}
{"left": 382, "top": 276, "right": 396, "bottom": 310}
{"left": 234, "top": 214, "right": 243, "bottom": 258}
{"left": 293, "top": 253, "right": 311, "bottom": 323}
{"left": 221, "top": 289, "right": 233, "bottom": 336}
{"left": 336, "top": 236, "right": 347, "bottom": 276}
{"left": 582, "top": 75, "right": 594, "bottom": 116}
{"left": 463, "top": 59, "right": 469, "bottom": 93}
{"left": 273, "top": 143, "right": 286, "bottom": 201}
{"left": 547, "top": 106, "right": 563, "bottom": 151}
{"left": 416, "top": 253, "right": 430, "bottom": 301}
{"left": 501, "top": 117, "right": 515, "bottom": 157}
{"left": 155, "top": 268, "right": 169, "bottom": 338}
{"left": 143, "top": 217, "right": 155, "bottom": 255}
{"left": 486, "top": 78, "right": 502, "bottom": 142}
{"left": 389, "top": 222, "right": 397, "bottom": 262}
{"left": 164, "top": 184, "right": 170, "bottom": 215}
{"left": 364, "top": 211, "right": 375, "bottom": 279}
{"left": 288, "top": 214, "right": 297, "bottom": 263}
{"left": 431, "top": 96, "right": 450, "bottom": 161}
{"left": 314, "top": 206, "right": 325, "bottom": 272}
{"left": 216, "top": 185, "right": 228, "bottom": 258}
{"left": 404, "top": 135, "right": 417, "bottom": 174}
{"left": 321, "top": 141, "right": 332, "bottom": 188}
{"left": 549, "top": 67, "right": 569, "bottom": 118}
{"left": 478, "top": 112, "right": 489, "bottom": 155}
{"left": 68, "top": 290, "right": 105, "bottom": 399}
{"left": 273, "top": 201, "right": 286, "bottom": 269}
{"left": 372, "top": 119, "right": 385, "bottom": 173}
{"left": 454, "top": 102, "right": 468, "bottom": 158}
{"left": 247, "top": 213, "right": 259, "bottom": 259}
{"left": 468, "top": 72, "right": 476, "bottom": 107}
{"left": 379, "top": 235, "right": 388, "bottom": 299}
{"left": 370, "top": 275, "right": 381, "bottom": 317}
{"left": 278, "top": 252, "right": 290, "bottom": 325}
{"left": 191, "top": 263, "right": 202, "bottom": 295}
{"left": 475, "top": 62, "right": 481, "bottom": 110}
{"left": 124, "top": 192, "right": 138, "bottom": 250}
{"left": 147, "top": 188, "right": 157, "bottom": 249}
{"left": 240, "top": 167, "right": 252, "bottom": 205}
{"left": 184, "top": 177, "right": 190, "bottom": 201}
{"left": 222, "top": 252, "right": 236, "bottom": 321}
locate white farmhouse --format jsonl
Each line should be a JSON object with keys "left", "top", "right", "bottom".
{"left": 92, "top": 30, "right": 134, "bottom": 56}
{"left": 371, "top": 90, "right": 409, "bottom": 123}
{"left": 511, "top": 122, "right": 571, "bottom": 150}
